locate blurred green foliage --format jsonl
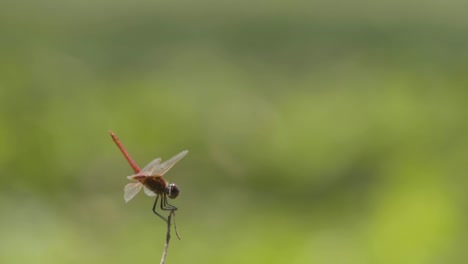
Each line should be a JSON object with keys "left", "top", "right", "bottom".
{"left": 1, "top": 0, "right": 468, "bottom": 263}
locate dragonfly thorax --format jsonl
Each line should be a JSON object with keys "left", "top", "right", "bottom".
{"left": 141, "top": 176, "right": 167, "bottom": 195}
{"left": 167, "top": 183, "right": 180, "bottom": 199}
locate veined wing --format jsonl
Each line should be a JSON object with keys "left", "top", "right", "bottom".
{"left": 124, "top": 182, "right": 143, "bottom": 203}
{"left": 144, "top": 186, "right": 157, "bottom": 197}
{"left": 138, "top": 158, "right": 162, "bottom": 176}
{"left": 153, "top": 150, "right": 189, "bottom": 176}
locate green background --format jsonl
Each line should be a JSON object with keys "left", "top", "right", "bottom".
{"left": 1, "top": 0, "right": 467, "bottom": 263}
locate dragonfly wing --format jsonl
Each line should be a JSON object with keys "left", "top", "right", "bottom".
{"left": 138, "top": 158, "right": 162, "bottom": 176}
{"left": 153, "top": 150, "right": 189, "bottom": 176}
{"left": 143, "top": 186, "right": 157, "bottom": 197}
{"left": 127, "top": 175, "right": 137, "bottom": 180}
{"left": 124, "top": 182, "right": 143, "bottom": 203}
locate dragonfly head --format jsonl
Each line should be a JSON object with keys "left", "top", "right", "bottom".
{"left": 167, "top": 183, "right": 180, "bottom": 199}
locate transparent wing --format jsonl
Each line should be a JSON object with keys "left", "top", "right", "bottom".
{"left": 143, "top": 186, "right": 157, "bottom": 197}
{"left": 124, "top": 182, "right": 143, "bottom": 203}
{"left": 138, "top": 158, "right": 162, "bottom": 176}
{"left": 127, "top": 175, "right": 138, "bottom": 180}
{"left": 153, "top": 150, "right": 189, "bottom": 176}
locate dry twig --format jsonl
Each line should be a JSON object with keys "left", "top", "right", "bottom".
{"left": 160, "top": 210, "right": 178, "bottom": 264}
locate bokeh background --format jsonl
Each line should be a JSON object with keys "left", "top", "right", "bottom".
{"left": 1, "top": 0, "right": 468, "bottom": 263}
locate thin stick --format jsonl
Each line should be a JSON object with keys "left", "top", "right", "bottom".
{"left": 161, "top": 210, "right": 177, "bottom": 264}
{"left": 109, "top": 130, "right": 141, "bottom": 173}
{"left": 172, "top": 211, "right": 181, "bottom": 240}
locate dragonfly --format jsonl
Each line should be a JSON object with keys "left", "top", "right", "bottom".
{"left": 124, "top": 150, "right": 189, "bottom": 222}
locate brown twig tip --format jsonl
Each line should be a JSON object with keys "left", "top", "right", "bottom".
{"left": 172, "top": 211, "right": 181, "bottom": 240}
{"left": 161, "top": 209, "right": 179, "bottom": 264}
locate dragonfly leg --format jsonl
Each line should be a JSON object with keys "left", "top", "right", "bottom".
{"left": 161, "top": 194, "right": 178, "bottom": 211}
{"left": 152, "top": 195, "right": 168, "bottom": 223}
{"left": 160, "top": 194, "right": 181, "bottom": 239}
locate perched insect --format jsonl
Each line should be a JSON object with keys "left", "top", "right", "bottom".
{"left": 124, "top": 150, "right": 188, "bottom": 222}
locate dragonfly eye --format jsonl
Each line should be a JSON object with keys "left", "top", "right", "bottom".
{"left": 167, "top": 183, "right": 180, "bottom": 199}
